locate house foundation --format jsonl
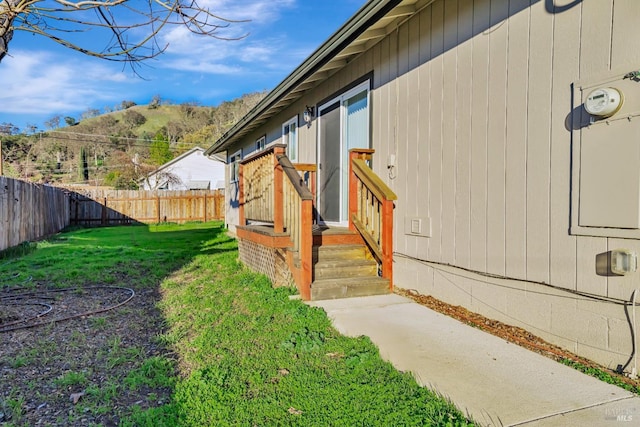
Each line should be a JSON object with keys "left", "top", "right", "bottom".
{"left": 395, "top": 255, "right": 635, "bottom": 372}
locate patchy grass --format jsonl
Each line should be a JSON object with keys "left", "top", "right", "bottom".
{"left": 124, "top": 357, "right": 176, "bottom": 391}
{"left": 126, "top": 228, "right": 473, "bottom": 426}
{"left": 560, "top": 359, "right": 640, "bottom": 394}
{"left": 54, "top": 372, "right": 88, "bottom": 388}
{"left": 0, "top": 241, "right": 38, "bottom": 261}
{"left": 1, "top": 222, "right": 473, "bottom": 426}
{"left": 0, "top": 222, "right": 219, "bottom": 426}
{"left": 0, "top": 222, "right": 217, "bottom": 289}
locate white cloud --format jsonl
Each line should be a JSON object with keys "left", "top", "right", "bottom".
{"left": 157, "top": 0, "right": 301, "bottom": 75}
{"left": 199, "top": 0, "right": 296, "bottom": 24}
{"left": 159, "top": 28, "right": 283, "bottom": 73}
{"left": 0, "top": 50, "right": 138, "bottom": 116}
{"left": 156, "top": 0, "right": 297, "bottom": 48}
{"left": 164, "top": 57, "right": 243, "bottom": 74}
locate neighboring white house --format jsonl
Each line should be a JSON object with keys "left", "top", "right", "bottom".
{"left": 140, "top": 147, "right": 225, "bottom": 190}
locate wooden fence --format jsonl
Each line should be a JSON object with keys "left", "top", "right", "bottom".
{"left": 0, "top": 177, "right": 70, "bottom": 252}
{"left": 69, "top": 189, "right": 225, "bottom": 226}
{"left": 1, "top": 179, "right": 225, "bottom": 252}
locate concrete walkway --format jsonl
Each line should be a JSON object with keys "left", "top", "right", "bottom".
{"left": 309, "top": 294, "right": 640, "bottom": 426}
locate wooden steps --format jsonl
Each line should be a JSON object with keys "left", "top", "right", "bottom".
{"left": 237, "top": 224, "right": 391, "bottom": 301}
{"left": 310, "top": 243, "right": 390, "bottom": 301}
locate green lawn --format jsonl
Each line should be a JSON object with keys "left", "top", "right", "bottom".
{"left": 0, "top": 222, "right": 473, "bottom": 426}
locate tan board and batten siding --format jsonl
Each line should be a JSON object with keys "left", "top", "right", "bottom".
{"left": 225, "top": 0, "right": 640, "bottom": 369}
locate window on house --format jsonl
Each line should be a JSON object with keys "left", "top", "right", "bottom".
{"left": 255, "top": 135, "right": 266, "bottom": 152}
{"left": 282, "top": 116, "right": 298, "bottom": 162}
{"left": 229, "top": 150, "right": 242, "bottom": 183}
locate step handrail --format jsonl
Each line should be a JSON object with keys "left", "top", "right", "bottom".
{"left": 277, "top": 154, "right": 313, "bottom": 300}
{"left": 238, "top": 145, "right": 314, "bottom": 299}
{"left": 348, "top": 149, "right": 397, "bottom": 290}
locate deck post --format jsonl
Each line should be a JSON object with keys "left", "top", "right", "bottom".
{"left": 299, "top": 198, "right": 313, "bottom": 300}
{"left": 348, "top": 151, "right": 358, "bottom": 232}
{"left": 381, "top": 198, "right": 394, "bottom": 290}
{"left": 273, "top": 146, "right": 285, "bottom": 233}
{"left": 348, "top": 149, "right": 375, "bottom": 232}
{"left": 239, "top": 163, "right": 245, "bottom": 226}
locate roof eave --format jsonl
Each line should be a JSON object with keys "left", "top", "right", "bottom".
{"left": 204, "top": 0, "right": 401, "bottom": 156}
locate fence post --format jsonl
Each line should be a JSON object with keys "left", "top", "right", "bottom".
{"left": 69, "top": 195, "right": 75, "bottom": 225}
{"left": 156, "top": 194, "right": 161, "bottom": 223}
{"left": 101, "top": 197, "right": 107, "bottom": 225}
{"left": 203, "top": 193, "right": 207, "bottom": 222}
{"left": 218, "top": 190, "right": 223, "bottom": 220}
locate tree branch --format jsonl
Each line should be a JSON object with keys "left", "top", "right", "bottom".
{"left": 0, "top": 0, "right": 248, "bottom": 66}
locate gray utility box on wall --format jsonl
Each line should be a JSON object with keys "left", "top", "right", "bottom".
{"left": 579, "top": 116, "right": 640, "bottom": 228}
{"left": 577, "top": 73, "right": 640, "bottom": 232}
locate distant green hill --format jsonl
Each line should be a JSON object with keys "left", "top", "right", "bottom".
{"left": 1, "top": 92, "right": 266, "bottom": 187}
{"left": 77, "top": 105, "right": 184, "bottom": 137}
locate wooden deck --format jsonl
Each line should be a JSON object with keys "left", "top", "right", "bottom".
{"left": 236, "top": 147, "right": 395, "bottom": 300}
{"left": 237, "top": 223, "right": 388, "bottom": 300}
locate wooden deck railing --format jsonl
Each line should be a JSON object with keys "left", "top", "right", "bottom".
{"left": 349, "top": 149, "right": 397, "bottom": 289}
{"left": 239, "top": 145, "right": 280, "bottom": 227}
{"left": 279, "top": 155, "right": 314, "bottom": 300}
{"left": 293, "top": 163, "right": 317, "bottom": 204}
{"left": 238, "top": 144, "right": 314, "bottom": 299}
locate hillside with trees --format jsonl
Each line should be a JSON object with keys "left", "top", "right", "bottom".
{"left": 0, "top": 92, "right": 265, "bottom": 188}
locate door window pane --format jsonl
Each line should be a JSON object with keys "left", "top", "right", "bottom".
{"left": 342, "top": 89, "right": 369, "bottom": 219}
{"left": 316, "top": 81, "right": 370, "bottom": 225}
{"left": 319, "top": 102, "right": 341, "bottom": 222}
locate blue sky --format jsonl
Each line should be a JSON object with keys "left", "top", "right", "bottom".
{"left": 0, "top": 0, "right": 367, "bottom": 133}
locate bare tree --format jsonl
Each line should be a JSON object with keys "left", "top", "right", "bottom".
{"left": 0, "top": 121, "right": 18, "bottom": 135}
{"left": 0, "top": 1, "right": 246, "bottom": 65}
{"left": 142, "top": 168, "right": 183, "bottom": 190}
{"left": 81, "top": 108, "right": 101, "bottom": 120}
{"left": 44, "top": 115, "right": 61, "bottom": 130}
{"left": 148, "top": 94, "right": 162, "bottom": 109}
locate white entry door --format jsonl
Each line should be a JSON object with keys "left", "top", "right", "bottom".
{"left": 317, "top": 81, "right": 370, "bottom": 225}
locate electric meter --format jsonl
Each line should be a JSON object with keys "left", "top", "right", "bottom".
{"left": 584, "top": 87, "right": 623, "bottom": 117}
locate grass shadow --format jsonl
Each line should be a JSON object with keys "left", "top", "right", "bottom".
{"left": 0, "top": 221, "right": 230, "bottom": 426}
{"left": 1, "top": 221, "right": 474, "bottom": 426}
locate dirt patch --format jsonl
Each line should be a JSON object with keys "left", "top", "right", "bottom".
{"left": 396, "top": 288, "right": 640, "bottom": 392}
{"left": 0, "top": 285, "right": 173, "bottom": 426}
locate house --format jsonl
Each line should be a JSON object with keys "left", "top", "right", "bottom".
{"left": 206, "top": 0, "right": 640, "bottom": 372}
{"left": 140, "top": 146, "right": 225, "bottom": 190}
